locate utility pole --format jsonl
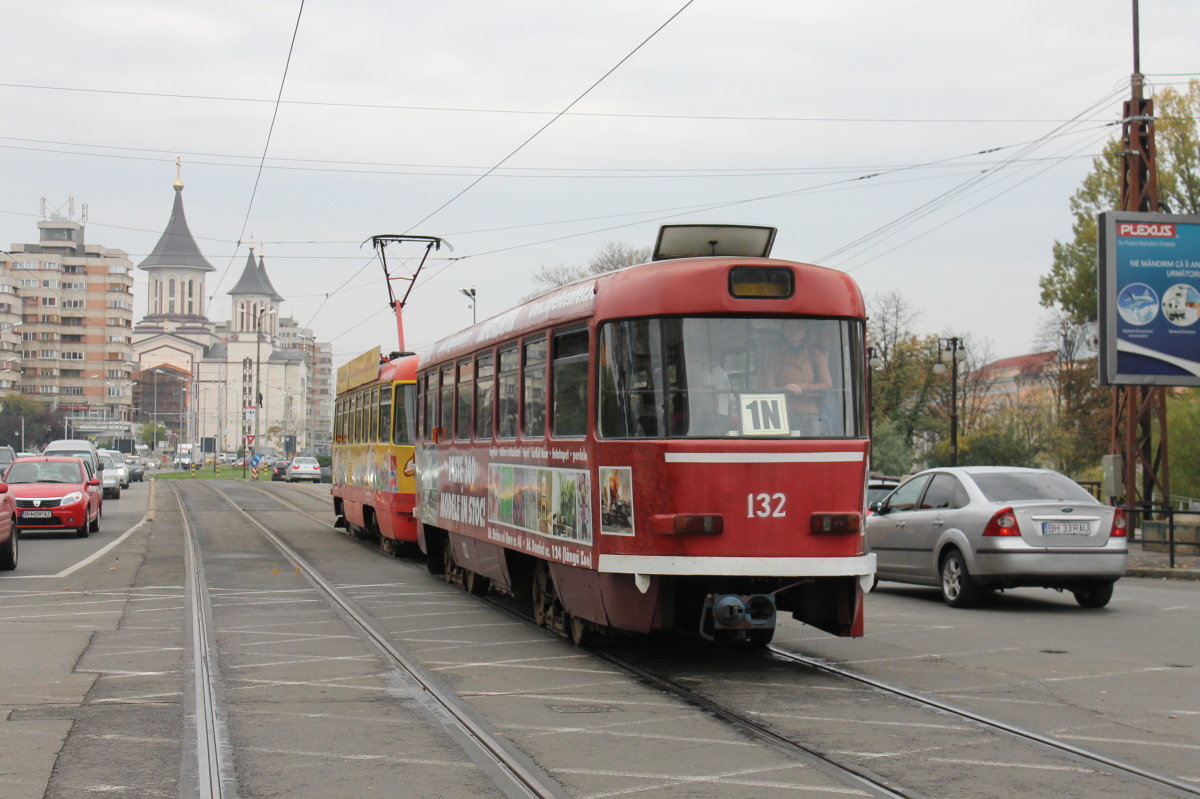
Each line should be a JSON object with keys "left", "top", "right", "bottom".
{"left": 1111, "top": 0, "right": 1169, "bottom": 518}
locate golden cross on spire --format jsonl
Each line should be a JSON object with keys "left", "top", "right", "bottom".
{"left": 173, "top": 156, "right": 183, "bottom": 188}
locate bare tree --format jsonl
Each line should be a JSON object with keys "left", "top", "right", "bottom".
{"left": 527, "top": 241, "right": 653, "bottom": 298}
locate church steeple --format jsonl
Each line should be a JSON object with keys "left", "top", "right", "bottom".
{"left": 229, "top": 243, "right": 281, "bottom": 336}
{"left": 138, "top": 163, "right": 213, "bottom": 319}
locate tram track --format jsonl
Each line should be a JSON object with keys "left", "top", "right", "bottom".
{"left": 198, "top": 481, "right": 570, "bottom": 799}
{"left": 216, "top": 482, "right": 1200, "bottom": 798}
{"left": 765, "top": 646, "right": 1200, "bottom": 797}
{"left": 175, "top": 483, "right": 234, "bottom": 798}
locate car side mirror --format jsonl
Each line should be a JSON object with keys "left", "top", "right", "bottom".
{"left": 868, "top": 501, "right": 887, "bottom": 515}
{"left": 89, "top": 477, "right": 100, "bottom": 486}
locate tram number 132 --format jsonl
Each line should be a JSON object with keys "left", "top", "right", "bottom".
{"left": 748, "top": 493, "right": 787, "bottom": 518}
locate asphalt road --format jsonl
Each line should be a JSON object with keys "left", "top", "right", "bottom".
{"left": 1, "top": 480, "right": 1196, "bottom": 798}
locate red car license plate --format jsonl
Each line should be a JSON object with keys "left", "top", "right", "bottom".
{"left": 22, "top": 510, "right": 52, "bottom": 518}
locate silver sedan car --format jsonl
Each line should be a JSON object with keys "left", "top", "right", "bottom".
{"left": 866, "top": 466, "right": 1127, "bottom": 608}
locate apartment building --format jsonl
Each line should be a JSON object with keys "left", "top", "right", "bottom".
{"left": 1, "top": 213, "right": 135, "bottom": 434}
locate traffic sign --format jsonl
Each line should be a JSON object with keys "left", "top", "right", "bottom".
{"left": 246, "top": 435, "right": 255, "bottom": 445}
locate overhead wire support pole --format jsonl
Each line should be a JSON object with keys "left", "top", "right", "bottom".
{"left": 1111, "top": 0, "right": 1168, "bottom": 521}
{"left": 367, "top": 235, "right": 453, "bottom": 354}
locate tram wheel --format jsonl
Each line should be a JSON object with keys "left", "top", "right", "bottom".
{"left": 532, "top": 561, "right": 566, "bottom": 634}
{"left": 568, "top": 615, "right": 590, "bottom": 647}
{"left": 442, "top": 545, "right": 457, "bottom": 585}
{"left": 532, "top": 564, "right": 550, "bottom": 627}
{"left": 463, "top": 567, "right": 490, "bottom": 596}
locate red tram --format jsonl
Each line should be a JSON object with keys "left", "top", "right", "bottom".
{"left": 415, "top": 225, "right": 875, "bottom": 644}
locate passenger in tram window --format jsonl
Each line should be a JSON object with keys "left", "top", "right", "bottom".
{"left": 765, "top": 320, "right": 832, "bottom": 435}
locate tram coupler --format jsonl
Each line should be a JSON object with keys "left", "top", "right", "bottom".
{"left": 699, "top": 593, "right": 776, "bottom": 641}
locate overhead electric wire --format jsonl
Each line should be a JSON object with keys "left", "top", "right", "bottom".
{"left": 206, "top": 0, "right": 307, "bottom": 306}
{"left": 0, "top": 80, "right": 1128, "bottom": 124}
{"left": 307, "top": 0, "right": 697, "bottom": 334}
{"left": 399, "top": 0, "right": 696, "bottom": 236}
{"left": 838, "top": 128, "right": 1116, "bottom": 275}
{"left": 814, "top": 87, "right": 1126, "bottom": 266}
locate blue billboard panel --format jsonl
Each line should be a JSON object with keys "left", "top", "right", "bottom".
{"left": 1099, "top": 212, "right": 1200, "bottom": 386}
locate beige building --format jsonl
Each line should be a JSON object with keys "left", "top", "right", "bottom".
{"left": 1, "top": 208, "right": 136, "bottom": 437}
{"left": 131, "top": 174, "right": 332, "bottom": 457}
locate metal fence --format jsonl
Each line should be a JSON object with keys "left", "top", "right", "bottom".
{"left": 1126, "top": 507, "right": 1197, "bottom": 569}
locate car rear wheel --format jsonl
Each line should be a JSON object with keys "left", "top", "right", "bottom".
{"left": 1073, "top": 580, "right": 1114, "bottom": 608}
{"left": 940, "top": 549, "right": 980, "bottom": 608}
{"left": 0, "top": 521, "right": 17, "bottom": 570}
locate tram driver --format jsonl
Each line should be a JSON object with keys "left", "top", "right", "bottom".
{"left": 765, "top": 320, "right": 833, "bottom": 435}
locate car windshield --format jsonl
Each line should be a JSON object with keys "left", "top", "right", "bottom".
{"left": 597, "top": 316, "right": 865, "bottom": 439}
{"left": 6, "top": 461, "right": 82, "bottom": 483}
{"left": 971, "top": 471, "right": 1096, "bottom": 503}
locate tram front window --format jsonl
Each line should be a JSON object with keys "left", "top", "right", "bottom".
{"left": 598, "top": 317, "right": 863, "bottom": 439}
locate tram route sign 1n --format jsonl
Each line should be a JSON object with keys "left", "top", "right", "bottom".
{"left": 1099, "top": 211, "right": 1200, "bottom": 386}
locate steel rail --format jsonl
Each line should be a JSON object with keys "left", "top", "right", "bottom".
{"left": 767, "top": 645, "right": 1200, "bottom": 797}
{"left": 203, "top": 483, "right": 568, "bottom": 799}
{"left": 250, "top": 483, "right": 1200, "bottom": 797}
{"left": 251, "top": 483, "right": 912, "bottom": 796}
{"left": 173, "top": 483, "right": 233, "bottom": 798}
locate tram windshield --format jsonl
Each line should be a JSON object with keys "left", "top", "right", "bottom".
{"left": 597, "top": 317, "right": 864, "bottom": 439}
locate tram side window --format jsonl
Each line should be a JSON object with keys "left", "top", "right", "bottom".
{"left": 552, "top": 329, "right": 589, "bottom": 438}
{"left": 456, "top": 359, "right": 473, "bottom": 441}
{"left": 476, "top": 352, "right": 495, "bottom": 440}
{"left": 394, "top": 383, "right": 416, "bottom": 445}
{"left": 523, "top": 336, "right": 547, "bottom": 437}
{"left": 423, "top": 373, "right": 436, "bottom": 441}
{"left": 369, "top": 386, "right": 379, "bottom": 443}
{"left": 439, "top": 366, "right": 455, "bottom": 441}
{"left": 350, "top": 392, "right": 360, "bottom": 443}
{"left": 598, "top": 319, "right": 662, "bottom": 438}
{"left": 379, "top": 385, "right": 393, "bottom": 444}
{"left": 497, "top": 346, "right": 519, "bottom": 439}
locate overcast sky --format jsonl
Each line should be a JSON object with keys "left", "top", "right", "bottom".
{"left": 2, "top": 0, "right": 1196, "bottom": 366}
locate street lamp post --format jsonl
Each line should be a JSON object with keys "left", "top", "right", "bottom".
{"left": 932, "top": 337, "right": 967, "bottom": 466}
{"left": 254, "top": 308, "right": 278, "bottom": 467}
{"left": 460, "top": 287, "right": 476, "bottom": 324}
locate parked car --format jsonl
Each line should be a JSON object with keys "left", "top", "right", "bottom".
{"left": 124, "top": 456, "right": 146, "bottom": 483}
{"left": 866, "top": 474, "right": 902, "bottom": 508}
{"left": 43, "top": 439, "right": 103, "bottom": 478}
{"left": 3, "top": 456, "right": 102, "bottom": 539}
{"left": 866, "top": 466, "right": 1127, "bottom": 608}
{"left": 286, "top": 457, "right": 322, "bottom": 482}
{"left": 97, "top": 453, "right": 122, "bottom": 499}
{"left": 99, "top": 449, "right": 131, "bottom": 489}
{"left": 271, "top": 460, "right": 292, "bottom": 481}
{"left": 0, "top": 473, "right": 16, "bottom": 569}
{"left": 0, "top": 445, "right": 17, "bottom": 474}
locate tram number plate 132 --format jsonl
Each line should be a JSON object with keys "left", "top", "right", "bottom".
{"left": 739, "top": 393, "right": 789, "bottom": 436}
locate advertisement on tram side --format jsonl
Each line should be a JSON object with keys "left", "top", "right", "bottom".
{"left": 417, "top": 446, "right": 596, "bottom": 568}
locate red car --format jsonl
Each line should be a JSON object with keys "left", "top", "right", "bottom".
{"left": 0, "top": 478, "right": 15, "bottom": 570}
{"left": 3, "top": 457, "right": 102, "bottom": 538}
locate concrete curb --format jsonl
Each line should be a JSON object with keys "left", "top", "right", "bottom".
{"left": 1126, "top": 567, "right": 1200, "bottom": 581}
